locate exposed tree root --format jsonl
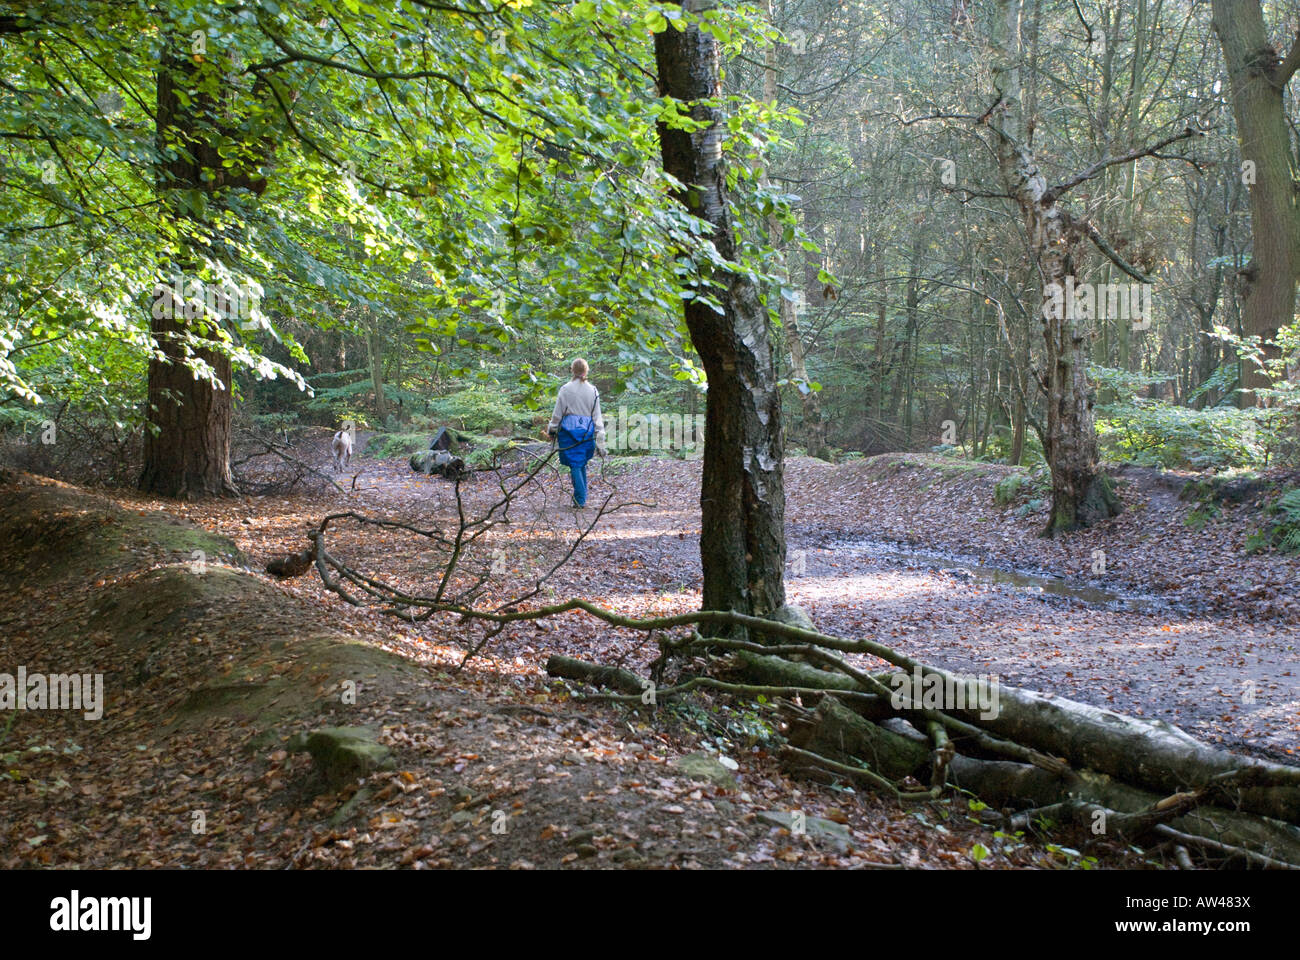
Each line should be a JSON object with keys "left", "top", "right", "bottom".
{"left": 299, "top": 477, "right": 1300, "bottom": 868}
{"left": 540, "top": 637, "right": 1300, "bottom": 869}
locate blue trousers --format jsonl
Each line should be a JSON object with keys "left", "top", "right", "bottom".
{"left": 569, "top": 460, "right": 588, "bottom": 506}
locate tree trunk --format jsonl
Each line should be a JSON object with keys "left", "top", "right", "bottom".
{"left": 140, "top": 42, "right": 246, "bottom": 498}
{"left": 655, "top": 0, "right": 786, "bottom": 630}
{"left": 367, "top": 328, "right": 388, "bottom": 424}
{"left": 887, "top": 235, "right": 925, "bottom": 435}
{"left": 874, "top": 296, "right": 887, "bottom": 424}
{"left": 990, "top": 0, "right": 1119, "bottom": 533}
{"left": 760, "top": 0, "right": 826, "bottom": 458}
{"left": 1009, "top": 393, "right": 1026, "bottom": 466}
{"left": 1211, "top": 0, "right": 1298, "bottom": 406}
{"left": 781, "top": 299, "right": 826, "bottom": 456}
{"left": 140, "top": 309, "right": 237, "bottom": 498}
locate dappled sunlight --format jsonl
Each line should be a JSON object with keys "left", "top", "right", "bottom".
{"left": 789, "top": 572, "right": 951, "bottom": 604}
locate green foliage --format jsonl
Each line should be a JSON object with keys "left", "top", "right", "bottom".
{"left": 994, "top": 473, "right": 1028, "bottom": 505}
{"left": 977, "top": 426, "right": 1047, "bottom": 469}
{"left": 1248, "top": 487, "right": 1300, "bottom": 554}
{"left": 1244, "top": 529, "right": 1274, "bottom": 554}
{"left": 1092, "top": 365, "right": 1277, "bottom": 469}
{"left": 461, "top": 437, "right": 520, "bottom": 470}
{"left": 1096, "top": 399, "right": 1269, "bottom": 469}
{"left": 1, "top": 0, "right": 802, "bottom": 441}
{"left": 364, "top": 432, "right": 429, "bottom": 460}
{"left": 302, "top": 374, "right": 378, "bottom": 427}
{"left": 994, "top": 469, "right": 1049, "bottom": 507}
{"left": 1275, "top": 489, "right": 1300, "bottom": 553}
{"left": 660, "top": 694, "right": 779, "bottom": 753}
{"left": 1184, "top": 505, "right": 1219, "bottom": 532}
{"left": 0, "top": 340, "right": 149, "bottom": 439}
{"left": 1045, "top": 844, "right": 1099, "bottom": 870}
{"left": 364, "top": 427, "right": 528, "bottom": 469}
{"left": 424, "top": 388, "right": 528, "bottom": 435}
{"left": 247, "top": 411, "right": 300, "bottom": 435}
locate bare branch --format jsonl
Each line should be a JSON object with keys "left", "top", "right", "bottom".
{"left": 1047, "top": 127, "right": 1201, "bottom": 202}
{"left": 1062, "top": 210, "right": 1152, "bottom": 283}
{"left": 1279, "top": 31, "right": 1300, "bottom": 87}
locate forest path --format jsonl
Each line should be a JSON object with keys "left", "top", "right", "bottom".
{"left": 201, "top": 437, "right": 1300, "bottom": 763}
{"left": 19, "top": 440, "right": 1282, "bottom": 868}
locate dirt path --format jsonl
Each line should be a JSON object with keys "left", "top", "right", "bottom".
{"left": 0, "top": 468, "right": 1067, "bottom": 870}
{"left": 7, "top": 440, "right": 1296, "bottom": 869}
{"left": 189, "top": 437, "right": 1298, "bottom": 763}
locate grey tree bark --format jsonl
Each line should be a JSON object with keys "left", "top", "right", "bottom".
{"left": 1211, "top": 0, "right": 1299, "bottom": 405}
{"left": 988, "top": 0, "right": 1121, "bottom": 533}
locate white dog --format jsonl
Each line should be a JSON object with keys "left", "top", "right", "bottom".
{"left": 331, "top": 430, "right": 353, "bottom": 471}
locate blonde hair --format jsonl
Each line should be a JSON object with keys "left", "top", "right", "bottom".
{"left": 571, "top": 358, "right": 589, "bottom": 380}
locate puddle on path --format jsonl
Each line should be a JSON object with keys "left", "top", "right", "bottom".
{"left": 818, "top": 537, "right": 1185, "bottom": 617}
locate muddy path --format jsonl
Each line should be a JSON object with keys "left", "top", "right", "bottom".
{"left": 783, "top": 532, "right": 1297, "bottom": 763}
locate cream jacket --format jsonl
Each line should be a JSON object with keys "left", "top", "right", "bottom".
{"left": 548, "top": 378, "right": 606, "bottom": 446}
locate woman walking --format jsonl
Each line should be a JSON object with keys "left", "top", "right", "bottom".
{"left": 547, "top": 358, "right": 606, "bottom": 507}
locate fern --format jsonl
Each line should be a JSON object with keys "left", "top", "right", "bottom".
{"left": 1255, "top": 487, "right": 1300, "bottom": 554}
{"left": 994, "top": 473, "right": 1026, "bottom": 506}
{"left": 1274, "top": 488, "right": 1300, "bottom": 520}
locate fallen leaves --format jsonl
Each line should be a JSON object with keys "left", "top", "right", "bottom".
{"left": 5, "top": 445, "right": 1292, "bottom": 871}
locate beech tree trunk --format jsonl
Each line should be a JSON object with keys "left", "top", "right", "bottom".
{"left": 655, "top": 0, "right": 786, "bottom": 629}
{"left": 1211, "top": 0, "right": 1298, "bottom": 405}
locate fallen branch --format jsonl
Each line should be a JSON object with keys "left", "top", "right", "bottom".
{"left": 545, "top": 654, "right": 646, "bottom": 696}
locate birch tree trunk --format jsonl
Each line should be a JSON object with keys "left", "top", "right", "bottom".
{"left": 989, "top": 0, "right": 1119, "bottom": 533}
{"left": 655, "top": 0, "right": 787, "bottom": 630}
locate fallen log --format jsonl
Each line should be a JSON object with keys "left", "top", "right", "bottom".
{"left": 545, "top": 654, "right": 647, "bottom": 696}
{"left": 729, "top": 649, "right": 1300, "bottom": 825}
{"left": 731, "top": 652, "right": 894, "bottom": 720}
{"left": 732, "top": 650, "right": 862, "bottom": 693}
{"left": 786, "top": 694, "right": 930, "bottom": 780}
{"left": 736, "top": 651, "right": 1069, "bottom": 773}
{"left": 368, "top": 590, "right": 1300, "bottom": 866}
{"left": 946, "top": 756, "right": 1300, "bottom": 867}
{"left": 791, "top": 696, "right": 1300, "bottom": 866}
{"left": 941, "top": 679, "right": 1300, "bottom": 823}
